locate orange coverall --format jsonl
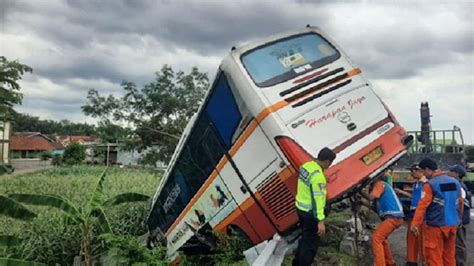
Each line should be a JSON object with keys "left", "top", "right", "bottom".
{"left": 406, "top": 176, "right": 426, "bottom": 264}
{"left": 411, "top": 171, "right": 463, "bottom": 266}
{"left": 407, "top": 219, "right": 424, "bottom": 264}
{"left": 371, "top": 182, "right": 404, "bottom": 266}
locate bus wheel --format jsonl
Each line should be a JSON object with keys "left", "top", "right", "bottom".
{"left": 227, "top": 225, "right": 252, "bottom": 249}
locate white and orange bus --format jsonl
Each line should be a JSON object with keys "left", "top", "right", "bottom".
{"left": 147, "top": 26, "right": 413, "bottom": 257}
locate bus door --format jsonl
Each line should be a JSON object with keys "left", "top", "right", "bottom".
{"left": 201, "top": 72, "right": 296, "bottom": 241}
{"left": 225, "top": 123, "right": 298, "bottom": 233}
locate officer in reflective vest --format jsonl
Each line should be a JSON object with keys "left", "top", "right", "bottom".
{"left": 447, "top": 164, "right": 471, "bottom": 266}
{"left": 411, "top": 158, "right": 463, "bottom": 266}
{"left": 360, "top": 172, "right": 404, "bottom": 266}
{"left": 293, "top": 147, "right": 336, "bottom": 266}
{"left": 395, "top": 164, "right": 427, "bottom": 265}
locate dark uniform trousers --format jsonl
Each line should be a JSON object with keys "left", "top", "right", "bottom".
{"left": 456, "top": 224, "right": 467, "bottom": 266}
{"left": 293, "top": 209, "right": 320, "bottom": 266}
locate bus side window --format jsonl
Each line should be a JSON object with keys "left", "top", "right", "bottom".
{"left": 173, "top": 168, "right": 191, "bottom": 204}
{"left": 156, "top": 180, "right": 181, "bottom": 231}
{"left": 205, "top": 74, "right": 243, "bottom": 149}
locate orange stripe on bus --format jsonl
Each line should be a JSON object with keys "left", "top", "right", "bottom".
{"left": 229, "top": 120, "right": 259, "bottom": 156}
{"left": 214, "top": 196, "right": 256, "bottom": 232}
{"left": 164, "top": 68, "right": 361, "bottom": 237}
{"left": 255, "top": 101, "right": 289, "bottom": 123}
{"left": 347, "top": 67, "right": 362, "bottom": 77}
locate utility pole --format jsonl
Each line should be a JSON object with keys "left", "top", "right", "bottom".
{"left": 106, "top": 143, "right": 110, "bottom": 167}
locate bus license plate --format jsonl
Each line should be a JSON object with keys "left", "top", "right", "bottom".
{"left": 361, "top": 147, "right": 383, "bottom": 165}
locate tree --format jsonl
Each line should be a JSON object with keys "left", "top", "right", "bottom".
{"left": 0, "top": 57, "right": 32, "bottom": 121}
{"left": 82, "top": 65, "right": 209, "bottom": 164}
{"left": 12, "top": 113, "right": 96, "bottom": 136}
{"left": 63, "top": 142, "right": 86, "bottom": 165}
{"left": 8, "top": 169, "right": 150, "bottom": 266}
{"left": 96, "top": 120, "right": 130, "bottom": 144}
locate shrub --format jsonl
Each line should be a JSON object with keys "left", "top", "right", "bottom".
{"left": 212, "top": 231, "right": 250, "bottom": 264}
{"left": 182, "top": 231, "right": 251, "bottom": 265}
{"left": 40, "top": 152, "right": 52, "bottom": 161}
{"left": 63, "top": 142, "right": 86, "bottom": 165}
{"left": 99, "top": 234, "right": 168, "bottom": 265}
{"left": 0, "top": 164, "right": 14, "bottom": 175}
{"left": 51, "top": 154, "right": 62, "bottom": 165}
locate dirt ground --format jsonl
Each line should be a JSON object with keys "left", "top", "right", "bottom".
{"left": 5, "top": 165, "right": 54, "bottom": 177}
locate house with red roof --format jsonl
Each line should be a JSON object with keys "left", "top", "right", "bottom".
{"left": 11, "top": 132, "right": 64, "bottom": 159}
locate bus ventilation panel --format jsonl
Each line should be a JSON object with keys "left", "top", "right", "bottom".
{"left": 257, "top": 173, "right": 294, "bottom": 221}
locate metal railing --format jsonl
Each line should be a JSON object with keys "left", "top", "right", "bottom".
{"left": 406, "top": 126, "right": 464, "bottom": 154}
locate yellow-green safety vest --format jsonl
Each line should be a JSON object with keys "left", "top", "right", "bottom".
{"left": 295, "top": 160, "right": 327, "bottom": 221}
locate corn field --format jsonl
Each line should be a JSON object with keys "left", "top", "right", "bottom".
{"left": 0, "top": 165, "right": 161, "bottom": 264}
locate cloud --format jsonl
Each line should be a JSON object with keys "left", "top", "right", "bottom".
{"left": 1, "top": 1, "right": 473, "bottom": 143}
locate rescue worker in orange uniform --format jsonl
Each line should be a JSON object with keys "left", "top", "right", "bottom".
{"left": 410, "top": 158, "right": 463, "bottom": 266}
{"left": 395, "top": 164, "right": 427, "bottom": 265}
{"left": 360, "top": 171, "right": 404, "bottom": 266}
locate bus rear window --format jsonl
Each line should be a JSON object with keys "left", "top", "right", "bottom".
{"left": 241, "top": 33, "right": 340, "bottom": 87}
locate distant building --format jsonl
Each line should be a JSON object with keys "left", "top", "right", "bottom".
{"left": 117, "top": 147, "right": 167, "bottom": 169}
{"left": 57, "top": 135, "right": 99, "bottom": 162}
{"left": 56, "top": 135, "right": 98, "bottom": 147}
{"left": 11, "top": 132, "right": 64, "bottom": 158}
{"left": 0, "top": 121, "right": 11, "bottom": 164}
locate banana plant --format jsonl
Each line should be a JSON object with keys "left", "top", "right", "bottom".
{"left": 0, "top": 195, "right": 45, "bottom": 265}
{"left": 8, "top": 168, "right": 150, "bottom": 266}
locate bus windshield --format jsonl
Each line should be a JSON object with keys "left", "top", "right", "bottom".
{"left": 241, "top": 33, "right": 340, "bottom": 87}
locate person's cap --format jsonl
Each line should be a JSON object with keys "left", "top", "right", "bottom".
{"left": 406, "top": 164, "right": 420, "bottom": 171}
{"left": 448, "top": 164, "right": 466, "bottom": 178}
{"left": 418, "top": 158, "right": 438, "bottom": 171}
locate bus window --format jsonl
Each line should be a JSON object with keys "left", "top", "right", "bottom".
{"left": 241, "top": 33, "right": 340, "bottom": 87}
{"left": 205, "top": 74, "right": 242, "bottom": 149}
{"left": 178, "top": 115, "right": 217, "bottom": 195}
{"left": 156, "top": 179, "right": 184, "bottom": 231}
{"left": 200, "top": 126, "right": 226, "bottom": 165}
{"left": 226, "top": 76, "right": 253, "bottom": 144}
{"left": 173, "top": 168, "right": 191, "bottom": 204}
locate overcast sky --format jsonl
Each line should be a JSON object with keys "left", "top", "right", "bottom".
{"left": 1, "top": 0, "right": 473, "bottom": 143}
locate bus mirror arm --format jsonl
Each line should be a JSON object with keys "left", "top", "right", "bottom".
{"left": 240, "top": 185, "right": 248, "bottom": 194}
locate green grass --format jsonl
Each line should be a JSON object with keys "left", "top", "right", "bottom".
{"left": 0, "top": 165, "right": 161, "bottom": 264}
